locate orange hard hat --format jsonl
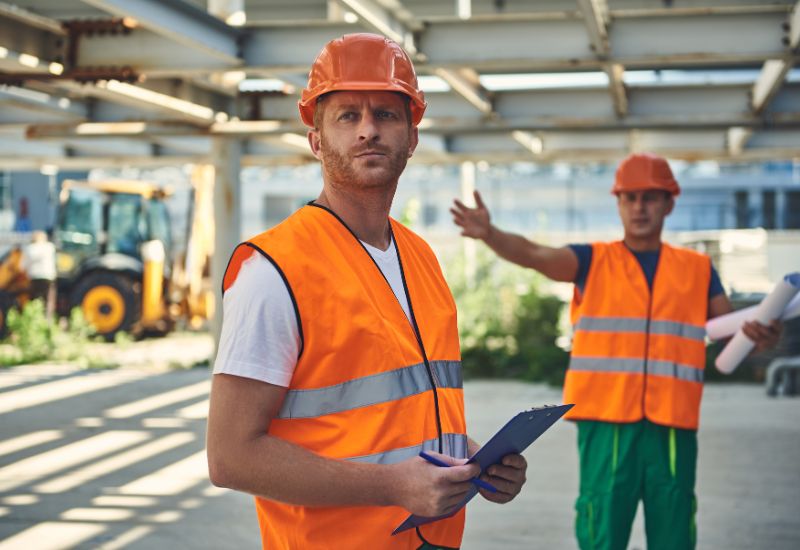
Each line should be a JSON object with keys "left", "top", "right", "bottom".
{"left": 611, "top": 153, "right": 680, "bottom": 196}
{"left": 298, "top": 33, "right": 427, "bottom": 128}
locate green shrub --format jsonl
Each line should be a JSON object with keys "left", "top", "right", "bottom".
{"left": 444, "top": 248, "right": 569, "bottom": 385}
{"left": 6, "top": 299, "right": 56, "bottom": 363}
{"left": 1, "top": 300, "right": 97, "bottom": 366}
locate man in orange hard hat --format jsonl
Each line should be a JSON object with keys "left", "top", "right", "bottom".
{"left": 207, "top": 33, "right": 528, "bottom": 549}
{"left": 451, "top": 152, "right": 780, "bottom": 550}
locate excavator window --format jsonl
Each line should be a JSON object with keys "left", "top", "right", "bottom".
{"left": 146, "top": 200, "right": 172, "bottom": 257}
{"left": 107, "top": 193, "right": 144, "bottom": 257}
{"left": 57, "top": 188, "right": 102, "bottom": 256}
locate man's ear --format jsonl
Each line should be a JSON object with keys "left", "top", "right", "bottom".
{"left": 308, "top": 130, "right": 322, "bottom": 160}
{"left": 408, "top": 126, "right": 419, "bottom": 158}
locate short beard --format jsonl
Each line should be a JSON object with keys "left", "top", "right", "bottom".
{"left": 319, "top": 133, "right": 409, "bottom": 191}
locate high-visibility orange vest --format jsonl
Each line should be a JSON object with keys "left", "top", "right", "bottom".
{"left": 223, "top": 204, "right": 467, "bottom": 549}
{"left": 563, "top": 241, "right": 710, "bottom": 430}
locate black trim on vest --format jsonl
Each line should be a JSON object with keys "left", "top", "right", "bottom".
{"left": 306, "top": 202, "right": 399, "bottom": 307}
{"left": 224, "top": 242, "right": 305, "bottom": 360}
{"left": 308, "top": 202, "right": 445, "bottom": 452}
{"left": 392, "top": 223, "right": 445, "bottom": 453}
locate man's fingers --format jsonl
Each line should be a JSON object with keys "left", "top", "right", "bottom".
{"left": 452, "top": 199, "right": 468, "bottom": 211}
{"left": 477, "top": 487, "right": 509, "bottom": 503}
{"left": 741, "top": 323, "right": 759, "bottom": 342}
{"left": 486, "top": 455, "right": 526, "bottom": 479}
{"left": 477, "top": 479, "right": 516, "bottom": 503}
{"left": 473, "top": 190, "right": 486, "bottom": 209}
{"left": 743, "top": 321, "right": 773, "bottom": 340}
{"left": 501, "top": 454, "right": 527, "bottom": 470}
{"left": 485, "top": 465, "right": 525, "bottom": 487}
{"left": 742, "top": 319, "right": 782, "bottom": 352}
{"left": 474, "top": 453, "right": 528, "bottom": 504}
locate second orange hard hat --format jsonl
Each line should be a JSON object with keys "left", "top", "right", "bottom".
{"left": 298, "top": 33, "right": 427, "bottom": 128}
{"left": 611, "top": 153, "right": 680, "bottom": 196}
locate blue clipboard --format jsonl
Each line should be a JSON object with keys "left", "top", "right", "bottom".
{"left": 392, "top": 403, "right": 574, "bottom": 535}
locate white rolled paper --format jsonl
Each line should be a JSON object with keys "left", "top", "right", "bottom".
{"left": 715, "top": 273, "right": 800, "bottom": 374}
{"left": 706, "top": 293, "right": 800, "bottom": 341}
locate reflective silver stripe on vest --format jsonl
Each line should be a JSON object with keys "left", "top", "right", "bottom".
{"left": 428, "top": 360, "right": 463, "bottom": 389}
{"left": 649, "top": 320, "right": 706, "bottom": 342}
{"left": 278, "top": 360, "right": 462, "bottom": 419}
{"left": 345, "top": 433, "right": 469, "bottom": 464}
{"left": 569, "top": 357, "right": 644, "bottom": 374}
{"left": 577, "top": 317, "right": 647, "bottom": 333}
{"left": 568, "top": 357, "right": 703, "bottom": 383}
{"left": 576, "top": 316, "right": 705, "bottom": 342}
{"left": 648, "top": 360, "right": 704, "bottom": 383}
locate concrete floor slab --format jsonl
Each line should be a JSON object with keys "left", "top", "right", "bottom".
{"left": 0, "top": 357, "right": 797, "bottom": 549}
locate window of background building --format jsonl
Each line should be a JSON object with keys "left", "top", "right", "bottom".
{"left": 762, "top": 190, "right": 776, "bottom": 229}
{"left": 735, "top": 190, "right": 749, "bottom": 228}
{"left": 786, "top": 191, "right": 800, "bottom": 229}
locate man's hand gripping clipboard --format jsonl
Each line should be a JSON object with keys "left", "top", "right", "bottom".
{"left": 392, "top": 403, "right": 574, "bottom": 535}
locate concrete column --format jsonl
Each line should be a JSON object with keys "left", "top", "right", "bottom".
{"left": 210, "top": 137, "right": 242, "bottom": 359}
{"left": 460, "top": 161, "right": 476, "bottom": 286}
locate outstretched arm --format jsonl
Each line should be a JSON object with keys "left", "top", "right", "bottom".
{"left": 207, "top": 373, "right": 480, "bottom": 517}
{"left": 451, "top": 190, "right": 579, "bottom": 283}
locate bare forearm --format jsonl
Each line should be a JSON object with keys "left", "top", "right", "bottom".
{"left": 482, "top": 226, "right": 577, "bottom": 282}
{"left": 207, "top": 374, "right": 479, "bottom": 516}
{"left": 209, "top": 434, "right": 399, "bottom": 508}
{"left": 481, "top": 225, "right": 536, "bottom": 267}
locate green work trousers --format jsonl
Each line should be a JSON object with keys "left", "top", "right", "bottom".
{"left": 574, "top": 419, "right": 697, "bottom": 550}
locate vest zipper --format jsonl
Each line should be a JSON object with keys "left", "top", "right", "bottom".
{"left": 640, "top": 249, "right": 660, "bottom": 422}
{"left": 642, "top": 291, "right": 652, "bottom": 420}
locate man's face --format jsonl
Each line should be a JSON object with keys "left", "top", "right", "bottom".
{"left": 616, "top": 189, "right": 674, "bottom": 239}
{"left": 308, "top": 91, "right": 419, "bottom": 191}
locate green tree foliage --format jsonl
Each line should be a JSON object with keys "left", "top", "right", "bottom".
{"left": 1, "top": 299, "right": 97, "bottom": 366}
{"left": 444, "top": 248, "right": 569, "bottom": 385}
{"left": 6, "top": 299, "right": 55, "bottom": 363}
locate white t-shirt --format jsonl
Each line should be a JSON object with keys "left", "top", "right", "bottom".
{"left": 22, "top": 241, "right": 56, "bottom": 281}
{"left": 213, "top": 237, "right": 410, "bottom": 387}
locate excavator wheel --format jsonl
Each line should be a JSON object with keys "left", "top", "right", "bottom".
{"left": 70, "top": 272, "right": 140, "bottom": 341}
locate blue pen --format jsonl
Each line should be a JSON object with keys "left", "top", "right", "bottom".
{"left": 419, "top": 451, "right": 498, "bottom": 493}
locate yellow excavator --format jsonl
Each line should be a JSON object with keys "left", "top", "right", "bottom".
{"left": 0, "top": 168, "right": 215, "bottom": 339}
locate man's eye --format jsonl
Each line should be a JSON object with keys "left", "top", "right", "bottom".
{"left": 377, "top": 111, "right": 397, "bottom": 119}
{"left": 338, "top": 112, "right": 356, "bottom": 121}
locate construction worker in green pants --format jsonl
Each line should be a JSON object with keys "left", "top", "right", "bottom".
{"left": 452, "top": 153, "right": 781, "bottom": 549}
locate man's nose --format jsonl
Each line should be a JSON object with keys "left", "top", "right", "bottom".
{"left": 357, "top": 112, "right": 380, "bottom": 141}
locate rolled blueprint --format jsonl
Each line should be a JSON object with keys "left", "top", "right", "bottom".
{"left": 715, "top": 273, "right": 800, "bottom": 374}
{"left": 706, "top": 293, "right": 800, "bottom": 341}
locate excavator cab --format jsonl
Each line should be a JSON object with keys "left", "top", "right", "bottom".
{"left": 55, "top": 180, "right": 172, "bottom": 338}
